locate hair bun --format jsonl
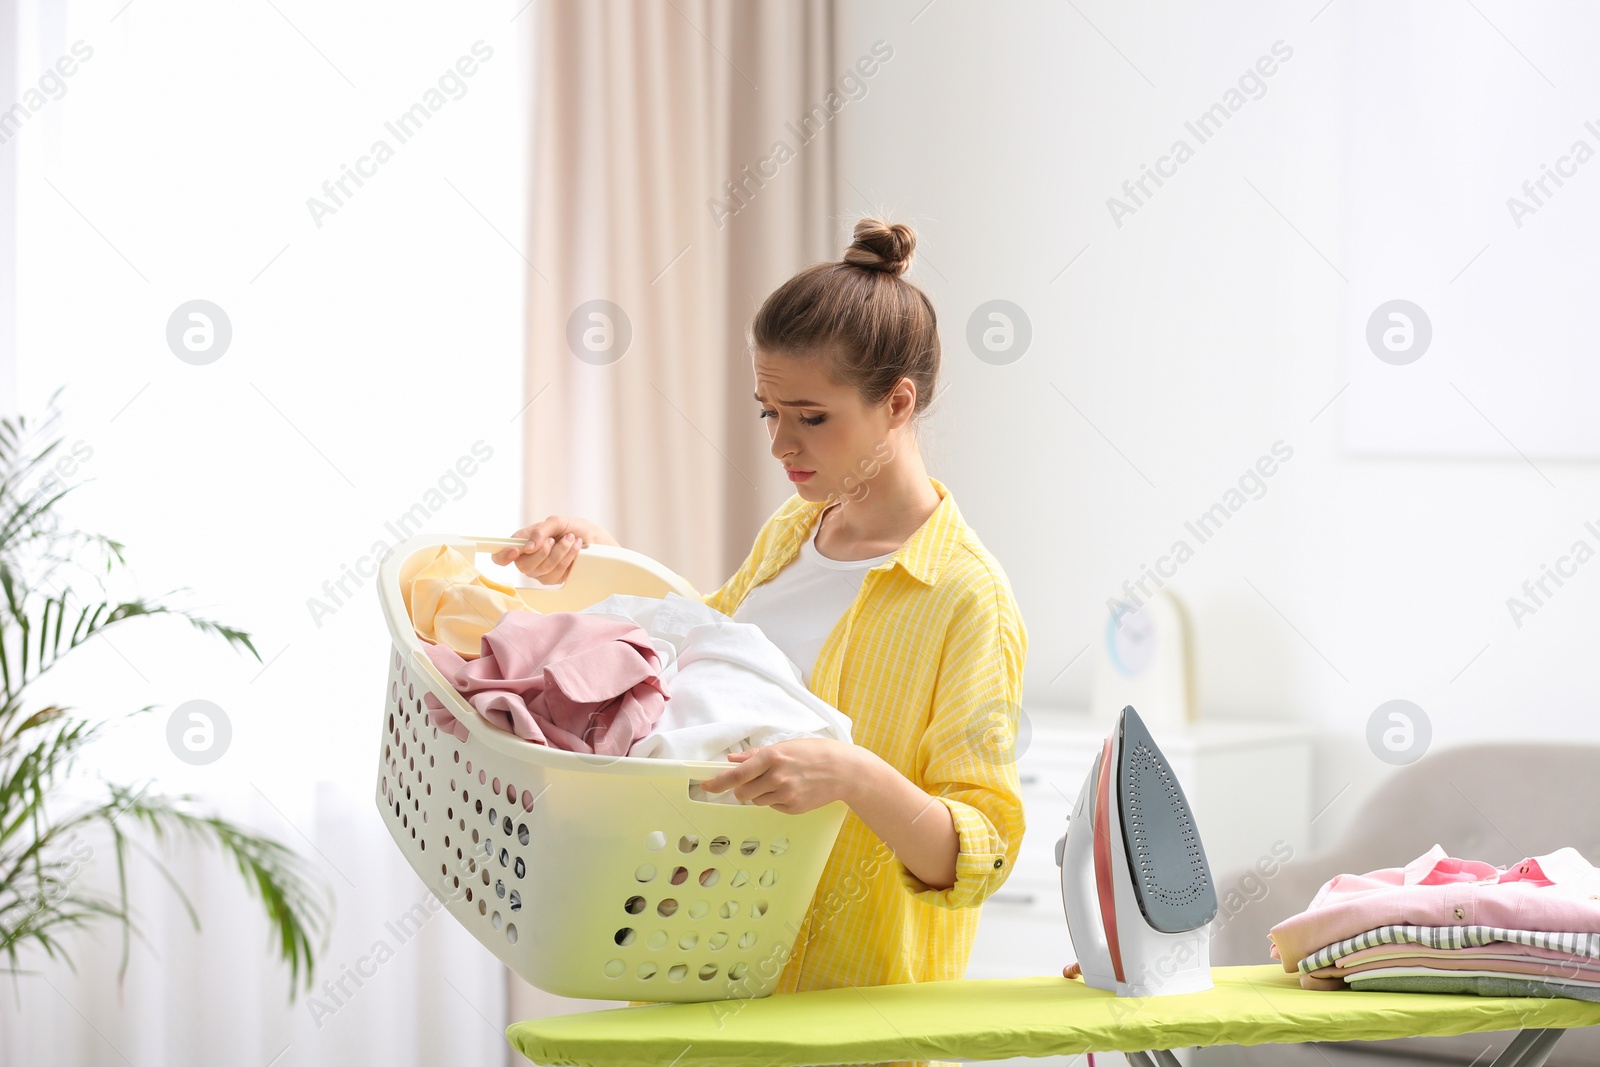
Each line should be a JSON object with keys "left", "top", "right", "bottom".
{"left": 842, "top": 218, "right": 916, "bottom": 277}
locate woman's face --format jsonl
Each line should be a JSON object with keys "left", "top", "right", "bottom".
{"left": 752, "top": 347, "right": 912, "bottom": 503}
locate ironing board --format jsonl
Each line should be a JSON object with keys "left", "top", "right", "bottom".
{"left": 505, "top": 964, "right": 1600, "bottom": 1066}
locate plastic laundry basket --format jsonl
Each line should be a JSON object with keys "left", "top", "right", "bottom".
{"left": 374, "top": 534, "right": 849, "bottom": 1003}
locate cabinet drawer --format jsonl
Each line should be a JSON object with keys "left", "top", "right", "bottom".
{"left": 1016, "top": 759, "right": 1096, "bottom": 811}
{"left": 1017, "top": 797, "right": 1071, "bottom": 887}
{"left": 968, "top": 894, "right": 1073, "bottom": 980}
{"left": 983, "top": 873, "right": 1059, "bottom": 914}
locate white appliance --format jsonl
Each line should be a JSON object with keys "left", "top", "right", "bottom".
{"left": 1055, "top": 705, "right": 1218, "bottom": 997}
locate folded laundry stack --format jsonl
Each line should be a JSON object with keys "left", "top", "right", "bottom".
{"left": 1269, "top": 844, "right": 1600, "bottom": 1002}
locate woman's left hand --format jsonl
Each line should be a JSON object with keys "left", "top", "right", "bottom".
{"left": 699, "top": 738, "right": 860, "bottom": 814}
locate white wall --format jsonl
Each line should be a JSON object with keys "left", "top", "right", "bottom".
{"left": 834, "top": 0, "right": 1600, "bottom": 850}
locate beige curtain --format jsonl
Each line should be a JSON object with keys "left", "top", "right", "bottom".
{"left": 521, "top": 0, "right": 838, "bottom": 595}
{"left": 511, "top": 0, "right": 837, "bottom": 1038}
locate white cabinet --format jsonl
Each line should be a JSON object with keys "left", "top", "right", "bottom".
{"left": 968, "top": 711, "right": 1314, "bottom": 983}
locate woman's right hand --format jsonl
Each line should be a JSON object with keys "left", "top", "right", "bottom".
{"left": 491, "top": 516, "right": 617, "bottom": 583}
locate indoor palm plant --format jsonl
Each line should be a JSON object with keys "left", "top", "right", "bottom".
{"left": 0, "top": 390, "right": 331, "bottom": 997}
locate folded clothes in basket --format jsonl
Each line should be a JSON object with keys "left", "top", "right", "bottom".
{"left": 420, "top": 611, "right": 669, "bottom": 755}
{"left": 578, "top": 592, "right": 854, "bottom": 762}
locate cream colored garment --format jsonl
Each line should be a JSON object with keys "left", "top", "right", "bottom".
{"left": 399, "top": 545, "right": 532, "bottom": 658}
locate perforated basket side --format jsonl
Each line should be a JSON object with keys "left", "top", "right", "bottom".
{"left": 375, "top": 643, "right": 848, "bottom": 1002}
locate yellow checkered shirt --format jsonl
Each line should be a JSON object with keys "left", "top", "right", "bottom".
{"left": 699, "top": 476, "right": 1027, "bottom": 1004}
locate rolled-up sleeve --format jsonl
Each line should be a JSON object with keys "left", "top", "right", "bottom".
{"left": 895, "top": 578, "right": 1028, "bottom": 910}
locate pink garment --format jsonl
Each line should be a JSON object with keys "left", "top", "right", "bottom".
{"left": 419, "top": 611, "right": 669, "bottom": 755}
{"left": 1270, "top": 844, "right": 1600, "bottom": 973}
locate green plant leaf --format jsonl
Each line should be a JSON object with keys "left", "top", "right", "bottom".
{"left": 0, "top": 393, "right": 332, "bottom": 1001}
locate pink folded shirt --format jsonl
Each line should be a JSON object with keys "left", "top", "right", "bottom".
{"left": 420, "top": 610, "right": 669, "bottom": 755}
{"left": 1271, "top": 844, "right": 1600, "bottom": 972}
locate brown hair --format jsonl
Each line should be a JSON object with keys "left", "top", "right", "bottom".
{"left": 750, "top": 218, "right": 940, "bottom": 419}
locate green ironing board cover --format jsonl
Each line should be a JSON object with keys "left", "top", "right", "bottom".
{"left": 505, "top": 964, "right": 1600, "bottom": 1067}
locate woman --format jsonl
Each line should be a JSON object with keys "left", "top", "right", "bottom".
{"left": 496, "top": 220, "right": 1029, "bottom": 1059}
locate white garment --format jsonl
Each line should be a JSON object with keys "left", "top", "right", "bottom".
{"left": 576, "top": 592, "right": 854, "bottom": 770}
{"left": 732, "top": 503, "right": 896, "bottom": 687}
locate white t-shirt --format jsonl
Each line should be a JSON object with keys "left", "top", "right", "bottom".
{"left": 732, "top": 503, "right": 897, "bottom": 689}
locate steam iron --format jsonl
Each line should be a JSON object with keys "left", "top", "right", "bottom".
{"left": 1054, "top": 705, "right": 1217, "bottom": 996}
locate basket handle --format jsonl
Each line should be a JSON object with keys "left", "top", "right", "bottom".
{"left": 408, "top": 649, "right": 736, "bottom": 782}
{"left": 677, "top": 759, "right": 737, "bottom": 779}
{"left": 462, "top": 536, "right": 687, "bottom": 575}
{"left": 466, "top": 536, "right": 550, "bottom": 553}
